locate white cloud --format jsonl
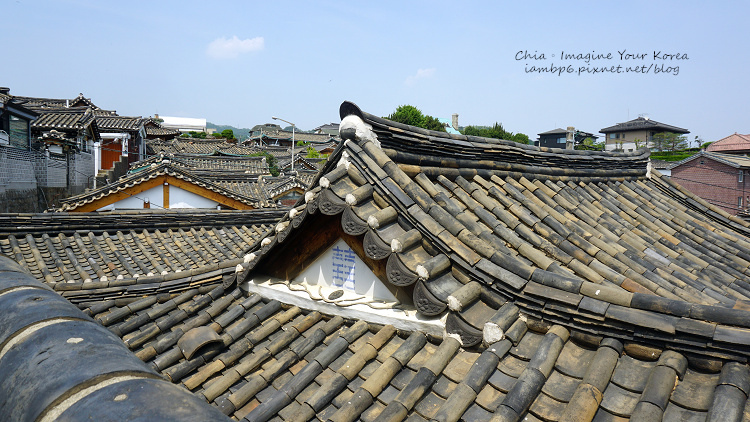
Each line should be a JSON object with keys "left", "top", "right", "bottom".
{"left": 206, "top": 36, "right": 264, "bottom": 59}
{"left": 405, "top": 68, "right": 436, "bottom": 85}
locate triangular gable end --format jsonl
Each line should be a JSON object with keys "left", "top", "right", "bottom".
{"left": 294, "top": 238, "right": 399, "bottom": 302}
{"left": 66, "top": 173, "right": 256, "bottom": 211}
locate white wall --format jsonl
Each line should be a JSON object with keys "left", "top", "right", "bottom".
{"left": 295, "top": 239, "right": 397, "bottom": 302}
{"left": 605, "top": 141, "right": 638, "bottom": 152}
{"left": 169, "top": 187, "right": 219, "bottom": 208}
{"left": 97, "top": 183, "right": 219, "bottom": 210}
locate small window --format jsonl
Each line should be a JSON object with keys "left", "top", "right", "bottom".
{"left": 740, "top": 196, "right": 744, "bottom": 208}
{"left": 700, "top": 159, "right": 704, "bottom": 165}
{"left": 609, "top": 134, "right": 616, "bottom": 139}
{"left": 557, "top": 137, "right": 566, "bottom": 144}
{"left": 8, "top": 115, "right": 29, "bottom": 149}
{"left": 740, "top": 170, "right": 744, "bottom": 183}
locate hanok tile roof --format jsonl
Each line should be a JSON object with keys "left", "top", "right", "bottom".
{"left": 0, "top": 257, "right": 229, "bottom": 421}
{"left": 0, "top": 209, "right": 284, "bottom": 287}
{"left": 57, "top": 161, "right": 271, "bottom": 211}
{"left": 649, "top": 159, "right": 673, "bottom": 170}
{"left": 706, "top": 133, "right": 750, "bottom": 153}
{"left": 10, "top": 92, "right": 100, "bottom": 111}
{"left": 97, "top": 115, "right": 145, "bottom": 132}
{"left": 147, "top": 138, "right": 260, "bottom": 155}
{"left": 31, "top": 107, "right": 98, "bottom": 131}
{"left": 145, "top": 125, "right": 181, "bottom": 137}
{"left": 259, "top": 144, "right": 308, "bottom": 158}
{"left": 132, "top": 153, "right": 270, "bottom": 175}
{"left": 600, "top": 117, "right": 690, "bottom": 134}
{"left": 4, "top": 101, "right": 750, "bottom": 421}
{"left": 249, "top": 129, "right": 338, "bottom": 144}
{"left": 278, "top": 155, "right": 326, "bottom": 172}
{"left": 263, "top": 172, "right": 317, "bottom": 199}
{"left": 236, "top": 101, "right": 750, "bottom": 420}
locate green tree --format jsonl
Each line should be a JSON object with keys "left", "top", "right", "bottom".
{"left": 185, "top": 131, "right": 207, "bottom": 139}
{"left": 220, "top": 129, "right": 235, "bottom": 140}
{"left": 510, "top": 133, "right": 530, "bottom": 144}
{"left": 651, "top": 132, "right": 688, "bottom": 152}
{"left": 701, "top": 141, "right": 713, "bottom": 150}
{"left": 461, "top": 123, "right": 531, "bottom": 145}
{"left": 633, "top": 138, "right": 645, "bottom": 149}
{"left": 575, "top": 137, "right": 604, "bottom": 151}
{"left": 422, "top": 115, "right": 447, "bottom": 132}
{"left": 306, "top": 146, "right": 327, "bottom": 159}
{"left": 385, "top": 105, "right": 446, "bottom": 132}
{"left": 251, "top": 152, "right": 279, "bottom": 176}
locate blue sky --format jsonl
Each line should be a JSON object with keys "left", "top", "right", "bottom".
{"left": 4, "top": 1, "right": 749, "bottom": 144}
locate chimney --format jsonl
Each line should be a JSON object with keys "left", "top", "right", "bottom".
{"left": 0, "top": 87, "right": 9, "bottom": 95}
{"left": 566, "top": 126, "right": 575, "bottom": 150}
{"left": 451, "top": 114, "right": 459, "bottom": 131}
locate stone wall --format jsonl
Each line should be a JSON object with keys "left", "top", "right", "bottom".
{"left": 0, "top": 145, "right": 94, "bottom": 212}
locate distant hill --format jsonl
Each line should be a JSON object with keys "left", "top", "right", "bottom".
{"left": 206, "top": 122, "right": 252, "bottom": 141}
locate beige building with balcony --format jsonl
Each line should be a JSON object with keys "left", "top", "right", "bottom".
{"left": 600, "top": 116, "right": 689, "bottom": 152}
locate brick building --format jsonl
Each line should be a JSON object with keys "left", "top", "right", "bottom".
{"left": 670, "top": 151, "right": 750, "bottom": 215}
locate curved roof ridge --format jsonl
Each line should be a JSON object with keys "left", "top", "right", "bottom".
{"left": 339, "top": 101, "right": 650, "bottom": 180}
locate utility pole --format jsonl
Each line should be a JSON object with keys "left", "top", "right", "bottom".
{"left": 566, "top": 126, "right": 575, "bottom": 150}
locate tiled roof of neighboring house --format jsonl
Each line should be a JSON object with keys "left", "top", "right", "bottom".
{"left": 649, "top": 159, "right": 672, "bottom": 170}
{"left": 0, "top": 92, "right": 39, "bottom": 119}
{"left": 671, "top": 150, "right": 750, "bottom": 170}
{"left": 147, "top": 138, "right": 260, "bottom": 155}
{"left": 57, "top": 160, "right": 270, "bottom": 211}
{"left": 263, "top": 172, "right": 317, "bottom": 199}
{"left": 132, "top": 153, "right": 270, "bottom": 175}
{"left": 5, "top": 101, "right": 750, "bottom": 421}
{"left": 11, "top": 92, "right": 100, "bottom": 110}
{"left": 97, "top": 115, "right": 144, "bottom": 132}
{"left": 198, "top": 173, "right": 317, "bottom": 205}
{"left": 258, "top": 144, "right": 307, "bottom": 158}
{"left": 249, "top": 129, "right": 338, "bottom": 144}
{"left": 600, "top": 117, "right": 690, "bottom": 134}
{"left": 31, "top": 107, "right": 98, "bottom": 131}
{"left": 278, "top": 155, "right": 324, "bottom": 172}
{"left": 0, "top": 209, "right": 284, "bottom": 286}
{"left": 706, "top": 133, "right": 750, "bottom": 153}
{"left": 145, "top": 125, "right": 181, "bottom": 137}
{"left": 208, "top": 175, "right": 268, "bottom": 201}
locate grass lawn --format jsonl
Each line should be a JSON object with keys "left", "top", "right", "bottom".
{"left": 650, "top": 151, "right": 697, "bottom": 162}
